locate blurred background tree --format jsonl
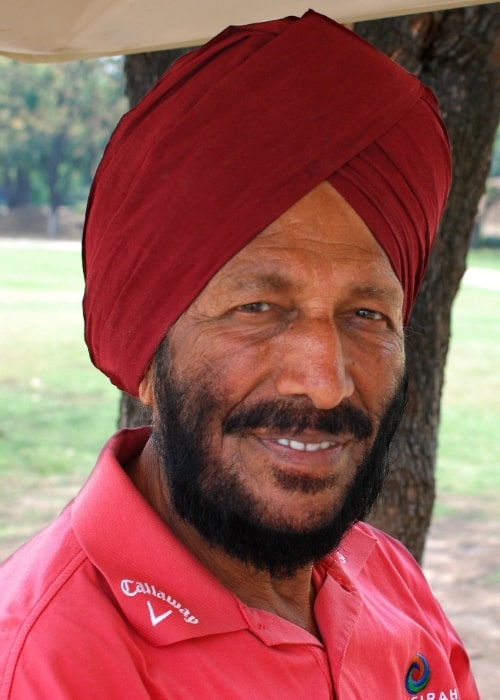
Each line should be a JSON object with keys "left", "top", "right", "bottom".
{"left": 0, "top": 58, "right": 127, "bottom": 235}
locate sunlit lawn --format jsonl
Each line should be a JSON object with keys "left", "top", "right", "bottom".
{"left": 1, "top": 241, "right": 499, "bottom": 544}
{"left": 0, "top": 243, "right": 119, "bottom": 482}
{"left": 437, "top": 250, "right": 500, "bottom": 499}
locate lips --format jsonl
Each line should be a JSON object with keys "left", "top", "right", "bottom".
{"left": 249, "top": 431, "right": 351, "bottom": 473}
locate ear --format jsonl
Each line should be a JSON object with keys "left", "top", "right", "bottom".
{"left": 138, "top": 365, "right": 154, "bottom": 406}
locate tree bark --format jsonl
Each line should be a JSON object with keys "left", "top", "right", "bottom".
{"left": 124, "top": 48, "right": 194, "bottom": 105}
{"left": 119, "top": 8, "right": 500, "bottom": 560}
{"left": 357, "top": 5, "right": 500, "bottom": 560}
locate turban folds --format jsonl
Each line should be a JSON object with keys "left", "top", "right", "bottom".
{"left": 83, "top": 10, "right": 451, "bottom": 396}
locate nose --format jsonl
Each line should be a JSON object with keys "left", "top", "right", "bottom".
{"left": 273, "top": 317, "right": 355, "bottom": 410}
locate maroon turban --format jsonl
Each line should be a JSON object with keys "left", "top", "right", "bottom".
{"left": 83, "top": 10, "right": 451, "bottom": 396}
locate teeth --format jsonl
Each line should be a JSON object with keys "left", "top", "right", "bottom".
{"left": 276, "top": 438, "right": 335, "bottom": 452}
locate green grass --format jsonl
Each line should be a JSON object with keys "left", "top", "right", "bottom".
{"left": 439, "top": 245, "right": 500, "bottom": 500}
{"left": 436, "top": 279, "right": 500, "bottom": 498}
{"left": 0, "top": 241, "right": 499, "bottom": 529}
{"left": 467, "top": 247, "right": 500, "bottom": 270}
{"left": 0, "top": 243, "right": 119, "bottom": 483}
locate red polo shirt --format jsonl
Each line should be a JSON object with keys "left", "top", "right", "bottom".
{"left": 0, "top": 428, "right": 478, "bottom": 699}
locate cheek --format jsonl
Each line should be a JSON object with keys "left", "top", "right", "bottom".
{"left": 171, "top": 323, "right": 273, "bottom": 404}
{"left": 348, "top": 337, "right": 404, "bottom": 409}
{"left": 348, "top": 324, "right": 404, "bottom": 367}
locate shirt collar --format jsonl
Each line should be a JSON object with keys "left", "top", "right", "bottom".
{"left": 72, "top": 428, "right": 248, "bottom": 646}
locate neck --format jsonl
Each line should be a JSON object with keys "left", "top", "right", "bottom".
{"left": 127, "top": 437, "right": 321, "bottom": 638}
{"left": 169, "top": 513, "right": 320, "bottom": 637}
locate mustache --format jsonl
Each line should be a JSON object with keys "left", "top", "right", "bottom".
{"left": 222, "top": 399, "right": 373, "bottom": 442}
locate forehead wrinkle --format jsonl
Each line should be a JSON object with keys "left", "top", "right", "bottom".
{"left": 211, "top": 262, "right": 403, "bottom": 306}
{"left": 209, "top": 228, "right": 403, "bottom": 301}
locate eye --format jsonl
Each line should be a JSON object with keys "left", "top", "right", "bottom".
{"left": 356, "top": 308, "right": 386, "bottom": 322}
{"left": 236, "top": 302, "right": 273, "bottom": 314}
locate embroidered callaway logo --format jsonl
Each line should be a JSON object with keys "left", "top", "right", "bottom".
{"left": 147, "top": 600, "right": 172, "bottom": 627}
{"left": 120, "top": 579, "right": 199, "bottom": 625}
{"left": 405, "top": 653, "right": 431, "bottom": 693}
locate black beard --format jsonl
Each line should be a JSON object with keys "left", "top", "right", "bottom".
{"left": 152, "top": 340, "right": 408, "bottom": 578}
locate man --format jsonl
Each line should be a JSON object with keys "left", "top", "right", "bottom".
{"left": 0, "top": 10, "right": 478, "bottom": 699}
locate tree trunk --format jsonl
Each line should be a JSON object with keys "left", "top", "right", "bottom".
{"left": 47, "top": 207, "right": 58, "bottom": 237}
{"left": 119, "top": 8, "right": 500, "bottom": 560}
{"left": 6, "top": 167, "right": 31, "bottom": 208}
{"left": 357, "top": 4, "right": 500, "bottom": 560}
{"left": 124, "top": 48, "right": 194, "bottom": 105}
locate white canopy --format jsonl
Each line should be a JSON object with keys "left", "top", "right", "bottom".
{"left": 1, "top": 0, "right": 495, "bottom": 62}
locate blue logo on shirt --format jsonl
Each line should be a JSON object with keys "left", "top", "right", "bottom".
{"left": 405, "top": 653, "right": 431, "bottom": 693}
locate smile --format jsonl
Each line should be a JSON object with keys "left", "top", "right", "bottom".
{"left": 276, "top": 438, "right": 338, "bottom": 452}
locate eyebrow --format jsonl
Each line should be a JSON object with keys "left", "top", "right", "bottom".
{"left": 228, "top": 272, "right": 295, "bottom": 295}
{"left": 227, "top": 272, "right": 402, "bottom": 301}
{"left": 348, "top": 282, "right": 403, "bottom": 301}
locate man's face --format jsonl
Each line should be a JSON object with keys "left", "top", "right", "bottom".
{"left": 150, "top": 182, "right": 406, "bottom": 575}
